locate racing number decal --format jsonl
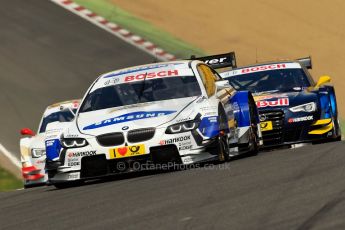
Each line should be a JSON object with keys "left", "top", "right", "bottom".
{"left": 109, "top": 144, "right": 146, "bottom": 159}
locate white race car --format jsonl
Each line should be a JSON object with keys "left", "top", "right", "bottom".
{"left": 46, "top": 54, "right": 261, "bottom": 188}
{"left": 20, "top": 100, "right": 80, "bottom": 188}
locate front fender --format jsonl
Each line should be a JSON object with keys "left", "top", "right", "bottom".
{"left": 318, "top": 86, "right": 338, "bottom": 119}
{"left": 229, "top": 91, "right": 252, "bottom": 127}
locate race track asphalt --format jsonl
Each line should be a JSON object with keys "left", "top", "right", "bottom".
{"left": 1, "top": 142, "right": 345, "bottom": 229}
{"left": 0, "top": 0, "right": 153, "bottom": 156}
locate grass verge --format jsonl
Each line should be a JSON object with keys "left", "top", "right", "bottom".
{"left": 73, "top": 0, "right": 206, "bottom": 58}
{"left": 0, "top": 166, "right": 23, "bottom": 191}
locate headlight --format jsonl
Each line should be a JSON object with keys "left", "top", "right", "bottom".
{"left": 289, "top": 102, "right": 316, "bottom": 113}
{"left": 61, "top": 138, "right": 88, "bottom": 148}
{"left": 31, "top": 148, "right": 46, "bottom": 158}
{"left": 165, "top": 120, "right": 199, "bottom": 134}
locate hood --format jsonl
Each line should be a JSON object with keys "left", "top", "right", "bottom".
{"left": 27, "top": 134, "right": 45, "bottom": 149}
{"left": 77, "top": 97, "right": 198, "bottom": 136}
{"left": 253, "top": 91, "right": 318, "bottom": 110}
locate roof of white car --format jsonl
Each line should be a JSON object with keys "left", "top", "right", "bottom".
{"left": 90, "top": 60, "right": 199, "bottom": 93}
{"left": 100, "top": 61, "right": 192, "bottom": 79}
{"left": 44, "top": 99, "right": 81, "bottom": 117}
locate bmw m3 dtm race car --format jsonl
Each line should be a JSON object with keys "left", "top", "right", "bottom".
{"left": 45, "top": 55, "right": 262, "bottom": 188}
{"left": 221, "top": 56, "right": 341, "bottom": 148}
{"left": 20, "top": 100, "right": 80, "bottom": 188}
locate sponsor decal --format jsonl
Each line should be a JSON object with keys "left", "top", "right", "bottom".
{"left": 175, "top": 118, "right": 191, "bottom": 123}
{"left": 104, "top": 78, "right": 120, "bottom": 86}
{"left": 182, "top": 156, "right": 193, "bottom": 164}
{"left": 67, "top": 157, "right": 80, "bottom": 167}
{"left": 103, "top": 63, "right": 183, "bottom": 79}
{"left": 35, "top": 160, "right": 45, "bottom": 164}
{"left": 160, "top": 136, "right": 191, "bottom": 145}
{"left": 254, "top": 94, "right": 288, "bottom": 102}
{"left": 288, "top": 116, "right": 313, "bottom": 123}
{"left": 178, "top": 139, "right": 192, "bottom": 151}
{"left": 68, "top": 151, "right": 96, "bottom": 158}
{"left": 179, "top": 145, "right": 192, "bottom": 151}
{"left": 198, "top": 116, "right": 219, "bottom": 138}
{"left": 260, "top": 121, "right": 273, "bottom": 132}
{"left": 204, "top": 57, "right": 228, "bottom": 65}
{"left": 241, "top": 64, "right": 287, "bottom": 74}
{"left": 109, "top": 144, "right": 146, "bottom": 159}
{"left": 222, "top": 63, "right": 301, "bottom": 77}
{"left": 256, "top": 98, "right": 289, "bottom": 108}
{"left": 83, "top": 111, "right": 176, "bottom": 130}
{"left": 45, "top": 139, "right": 61, "bottom": 161}
{"left": 204, "top": 112, "right": 217, "bottom": 116}
{"left": 68, "top": 172, "right": 80, "bottom": 180}
{"left": 124, "top": 70, "right": 179, "bottom": 82}
{"left": 64, "top": 134, "right": 79, "bottom": 138}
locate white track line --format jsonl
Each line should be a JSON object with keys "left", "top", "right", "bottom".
{"left": 0, "top": 143, "right": 21, "bottom": 169}
{"left": 50, "top": 0, "right": 176, "bottom": 61}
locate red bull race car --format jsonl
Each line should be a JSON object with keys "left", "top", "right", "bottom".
{"left": 221, "top": 55, "right": 341, "bottom": 148}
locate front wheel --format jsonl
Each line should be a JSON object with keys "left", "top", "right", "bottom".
{"left": 218, "top": 108, "right": 230, "bottom": 162}
{"left": 246, "top": 96, "right": 259, "bottom": 156}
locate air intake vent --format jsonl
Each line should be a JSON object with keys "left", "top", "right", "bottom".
{"left": 96, "top": 132, "right": 124, "bottom": 147}
{"left": 259, "top": 110, "right": 284, "bottom": 146}
{"left": 127, "top": 128, "right": 155, "bottom": 143}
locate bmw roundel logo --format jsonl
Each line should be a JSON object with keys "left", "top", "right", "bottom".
{"left": 259, "top": 114, "right": 267, "bottom": 122}
{"left": 122, "top": 126, "right": 129, "bottom": 130}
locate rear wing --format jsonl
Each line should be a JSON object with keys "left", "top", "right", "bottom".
{"left": 190, "top": 52, "right": 237, "bottom": 69}
{"left": 297, "top": 56, "right": 312, "bottom": 69}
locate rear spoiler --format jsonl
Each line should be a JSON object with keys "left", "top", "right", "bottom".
{"left": 190, "top": 52, "right": 237, "bottom": 69}
{"left": 297, "top": 56, "right": 312, "bottom": 69}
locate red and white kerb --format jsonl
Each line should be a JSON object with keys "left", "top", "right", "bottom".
{"left": 50, "top": 0, "right": 176, "bottom": 61}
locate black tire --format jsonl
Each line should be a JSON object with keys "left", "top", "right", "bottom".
{"left": 218, "top": 107, "right": 230, "bottom": 162}
{"left": 247, "top": 95, "right": 259, "bottom": 156}
{"left": 53, "top": 180, "right": 84, "bottom": 189}
{"left": 328, "top": 88, "right": 341, "bottom": 141}
{"left": 333, "top": 119, "right": 342, "bottom": 141}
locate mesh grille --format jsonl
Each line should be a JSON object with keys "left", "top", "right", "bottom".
{"left": 260, "top": 110, "right": 284, "bottom": 145}
{"left": 127, "top": 128, "right": 155, "bottom": 143}
{"left": 96, "top": 132, "right": 124, "bottom": 147}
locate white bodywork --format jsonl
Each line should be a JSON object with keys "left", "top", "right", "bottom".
{"left": 47, "top": 61, "right": 254, "bottom": 183}
{"left": 20, "top": 100, "right": 80, "bottom": 187}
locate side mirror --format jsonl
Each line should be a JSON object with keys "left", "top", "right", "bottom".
{"left": 215, "top": 80, "right": 231, "bottom": 90}
{"left": 20, "top": 128, "right": 35, "bottom": 136}
{"left": 315, "top": 75, "right": 331, "bottom": 88}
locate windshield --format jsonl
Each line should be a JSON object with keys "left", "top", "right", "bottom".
{"left": 80, "top": 75, "right": 202, "bottom": 112}
{"left": 39, "top": 109, "right": 76, "bottom": 133}
{"left": 226, "top": 68, "right": 312, "bottom": 93}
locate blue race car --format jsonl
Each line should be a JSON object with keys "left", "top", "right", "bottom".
{"left": 220, "top": 56, "right": 341, "bottom": 148}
